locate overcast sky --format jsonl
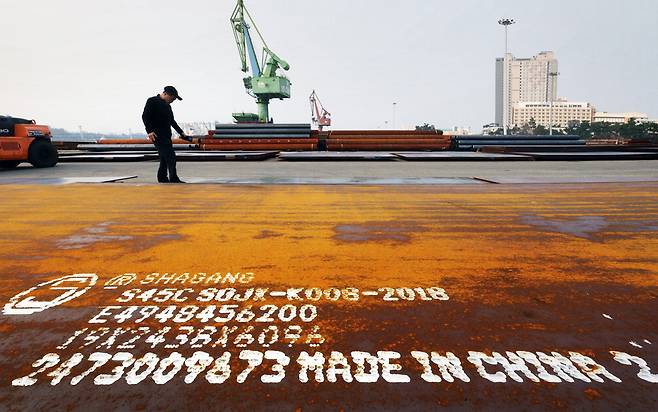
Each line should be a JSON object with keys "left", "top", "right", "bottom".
{"left": 2, "top": 0, "right": 657, "bottom": 133}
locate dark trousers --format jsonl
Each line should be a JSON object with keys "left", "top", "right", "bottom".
{"left": 154, "top": 140, "right": 178, "bottom": 182}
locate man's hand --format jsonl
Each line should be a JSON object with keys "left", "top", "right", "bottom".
{"left": 147, "top": 132, "right": 157, "bottom": 142}
{"left": 180, "top": 134, "right": 193, "bottom": 143}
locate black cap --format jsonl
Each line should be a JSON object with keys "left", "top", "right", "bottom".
{"left": 163, "top": 86, "right": 182, "bottom": 100}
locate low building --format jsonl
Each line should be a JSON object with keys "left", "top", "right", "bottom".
{"left": 482, "top": 123, "right": 502, "bottom": 135}
{"left": 593, "top": 112, "right": 648, "bottom": 123}
{"left": 512, "top": 101, "right": 594, "bottom": 128}
{"left": 441, "top": 126, "right": 472, "bottom": 136}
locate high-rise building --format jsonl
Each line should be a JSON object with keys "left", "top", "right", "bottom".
{"left": 496, "top": 51, "right": 559, "bottom": 129}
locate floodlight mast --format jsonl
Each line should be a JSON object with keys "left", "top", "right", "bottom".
{"left": 498, "top": 18, "right": 515, "bottom": 135}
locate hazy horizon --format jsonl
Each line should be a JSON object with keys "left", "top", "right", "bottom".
{"left": 2, "top": 0, "right": 657, "bottom": 134}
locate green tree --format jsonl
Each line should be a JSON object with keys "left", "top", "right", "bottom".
{"left": 565, "top": 121, "right": 589, "bottom": 139}
{"left": 618, "top": 118, "right": 645, "bottom": 139}
{"left": 591, "top": 122, "right": 615, "bottom": 138}
{"left": 521, "top": 118, "right": 537, "bottom": 135}
{"left": 535, "top": 124, "right": 549, "bottom": 135}
{"left": 415, "top": 123, "right": 436, "bottom": 132}
{"left": 509, "top": 125, "right": 522, "bottom": 135}
{"left": 645, "top": 122, "right": 658, "bottom": 143}
{"left": 565, "top": 119, "right": 658, "bottom": 141}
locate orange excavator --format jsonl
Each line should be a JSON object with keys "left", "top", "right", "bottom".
{"left": 0, "top": 115, "right": 58, "bottom": 169}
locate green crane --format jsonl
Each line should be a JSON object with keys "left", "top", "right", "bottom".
{"left": 230, "top": 0, "right": 291, "bottom": 123}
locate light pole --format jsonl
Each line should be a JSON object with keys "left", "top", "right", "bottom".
{"left": 548, "top": 71, "right": 560, "bottom": 135}
{"left": 498, "top": 18, "right": 515, "bottom": 135}
{"left": 392, "top": 102, "right": 398, "bottom": 129}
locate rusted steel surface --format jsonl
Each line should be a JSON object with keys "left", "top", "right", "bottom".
{"left": 1, "top": 183, "right": 657, "bottom": 410}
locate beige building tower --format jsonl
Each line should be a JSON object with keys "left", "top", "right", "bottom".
{"left": 496, "top": 51, "right": 559, "bottom": 129}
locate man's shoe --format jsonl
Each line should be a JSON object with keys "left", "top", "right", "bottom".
{"left": 169, "top": 178, "right": 186, "bottom": 184}
{"left": 158, "top": 179, "right": 170, "bottom": 183}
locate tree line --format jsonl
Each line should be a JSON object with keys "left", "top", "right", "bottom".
{"left": 490, "top": 118, "right": 658, "bottom": 141}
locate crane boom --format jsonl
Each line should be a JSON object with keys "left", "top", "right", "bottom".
{"left": 230, "top": 0, "right": 291, "bottom": 123}
{"left": 243, "top": 22, "right": 261, "bottom": 77}
{"left": 310, "top": 90, "right": 332, "bottom": 131}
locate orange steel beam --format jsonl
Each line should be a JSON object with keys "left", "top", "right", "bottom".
{"left": 330, "top": 130, "right": 444, "bottom": 136}
{"left": 327, "top": 137, "right": 450, "bottom": 140}
{"left": 327, "top": 144, "right": 450, "bottom": 150}
{"left": 200, "top": 138, "right": 319, "bottom": 144}
{"left": 0, "top": 183, "right": 657, "bottom": 409}
{"left": 98, "top": 139, "right": 192, "bottom": 145}
{"left": 201, "top": 144, "right": 318, "bottom": 151}
{"left": 326, "top": 139, "right": 450, "bottom": 144}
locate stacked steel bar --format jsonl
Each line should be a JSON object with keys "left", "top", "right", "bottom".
{"left": 326, "top": 130, "right": 451, "bottom": 151}
{"left": 97, "top": 139, "right": 192, "bottom": 145}
{"left": 453, "top": 135, "right": 586, "bottom": 151}
{"left": 77, "top": 144, "right": 197, "bottom": 152}
{"left": 203, "top": 123, "right": 317, "bottom": 151}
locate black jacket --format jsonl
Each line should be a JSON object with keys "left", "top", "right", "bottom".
{"left": 142, "top": 95, "right": 184, "bottom": 141}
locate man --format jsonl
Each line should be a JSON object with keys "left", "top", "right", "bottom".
{"left": 142, "top": 86, "right": 192, "bottom": 183}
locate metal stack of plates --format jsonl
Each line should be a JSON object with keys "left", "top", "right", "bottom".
{"left": 453, "top": 135, "right": 586, "bottom": 151}
{"left": 279, "top": 152, "right": 398, "bottom": 161}
{"left": 203, "top": 123, "right": 317, "bottom": 151}
{"left": 506, "top": 151, "right": 658, "bottom": 161}
{"left": 393, "top": 152, "right": 533, "bottom": 161}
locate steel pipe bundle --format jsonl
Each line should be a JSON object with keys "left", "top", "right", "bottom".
{"left": 211, "top": 123, "right": 312, "bottom": 139}
{"left": 204, "top": 123, "right": 315, "bottom": 151}
{"left": 326, "top": 130, "right": 451, "bottom": 151}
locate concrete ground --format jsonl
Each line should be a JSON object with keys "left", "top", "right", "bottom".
{"left": 2, "top": 159, "right": 658, "bottom": 184}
